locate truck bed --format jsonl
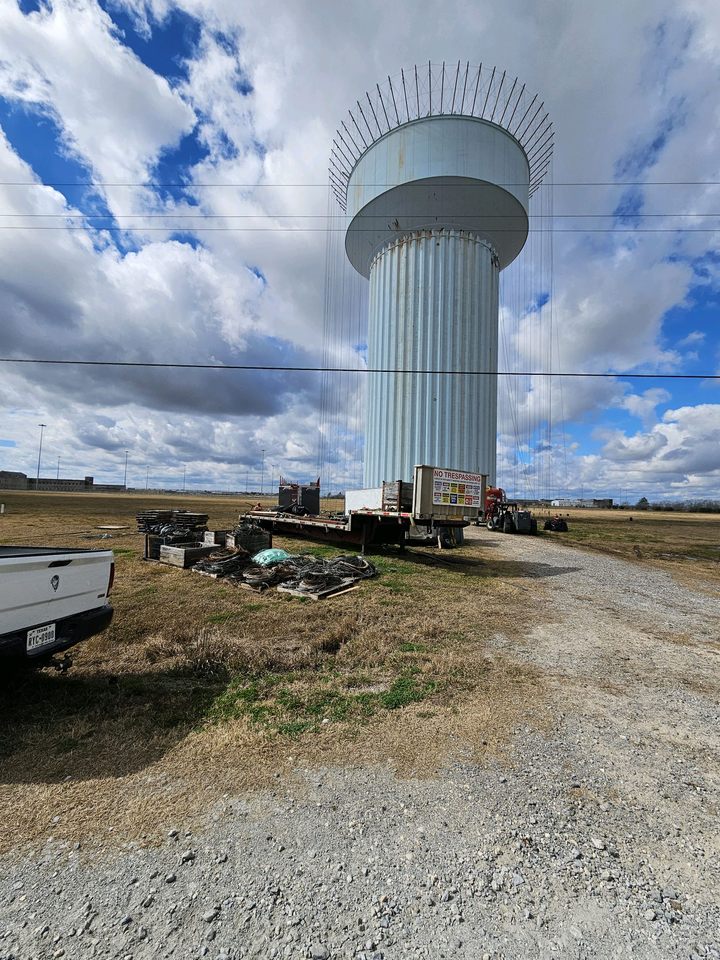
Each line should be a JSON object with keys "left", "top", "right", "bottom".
{"left": 0, "top": 546, "right": 109, "bottom": 558}
{"left": 0, "top": 546, "right": 114, "bottom": 638}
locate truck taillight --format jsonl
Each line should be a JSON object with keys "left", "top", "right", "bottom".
{"left": 107, "top": 561, "right": 115, "bottom": 595}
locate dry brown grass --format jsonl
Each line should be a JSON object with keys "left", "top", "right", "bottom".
{"left": 1, "top": 491, "right": 549, "bottom": 855}
{"left": 540, "top": 508, "right": 720, "bottom": 589}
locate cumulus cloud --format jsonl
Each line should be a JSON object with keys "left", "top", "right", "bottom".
{"left": 676, "top": 330, "right": 705, "bottom": 347}
{"left": 0, "top": 0, "right": 195, "bottom": 188}
{"left": 0, "top": 0, "right": 719, "bottom": 496}
{"left": 620, "top": 387, "right": 671, "bottom": 426}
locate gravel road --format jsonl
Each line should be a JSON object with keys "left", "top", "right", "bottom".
{"left": 3, "top": 533, "right": 719, "bottom": 960}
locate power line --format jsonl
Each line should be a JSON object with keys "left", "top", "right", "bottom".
{"left": 0, "top": 357, "right": 716, "bottom": 379}
{"left": 0, "top": 225, "right": 716, "bottom": 233}
{"left": 2, "top": 180, "right": 720, "bottom": 187}
{"left": 1, "top": 212, "right": 719, "bottom": 218}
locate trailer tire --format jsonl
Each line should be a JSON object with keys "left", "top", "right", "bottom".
{"left": 486, "top": 519, "right": 494, "bottom": 531}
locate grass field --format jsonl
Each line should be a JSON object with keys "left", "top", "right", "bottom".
{"left": 1, "top": 493, "right": 717, "bottom": 851}
{"left": 0, "top": 491, "right": 548, "bottom": 852}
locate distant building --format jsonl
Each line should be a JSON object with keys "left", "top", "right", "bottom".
{"left": 0, "top": 471, "right": 124, "bottom": 493}
{"left": 0, "top": 470, "right": 29, "bottom": 490}
{"left": 29, "top": 475, "right": 94, "bottom": 492}
{"left": 551, "top": 497, "right": 613, "bottom": 509}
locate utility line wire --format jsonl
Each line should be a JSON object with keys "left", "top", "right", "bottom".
{"left": 0, "top": 357, "right": 716, "bottom": 379}
{"left": 1, "top": 212, "right": 719, "bottom": 218}
{"left": 0, "top": 225, "right": 716, "bottom": 233}
{"left": 2, "top": 180, "right": 720, "bottom": 187}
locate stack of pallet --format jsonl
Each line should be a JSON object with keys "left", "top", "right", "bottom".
{"left": 138, "top": 509, "right": 210, "bottom": 561}
{"left": 168, "top": 511, "right": 209, "bottom": 531}
{"left": 136, "top": 509, "right": 209, "bottom": 534}
{"left": 136, "top": 509, "right": 174, "bottom": 532}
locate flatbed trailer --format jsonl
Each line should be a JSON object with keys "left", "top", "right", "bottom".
{"left": 249, "top": 465, "right": 487, "bottom": 551}
{"left": 249, "top": 508, "right": 417, "bottom": 550}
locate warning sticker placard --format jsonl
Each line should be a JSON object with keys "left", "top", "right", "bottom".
{"left": 431, "top": 468, "right": 485, "bottom": 507}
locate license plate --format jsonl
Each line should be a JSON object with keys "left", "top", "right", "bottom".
{"left": 27, "top": 623, "right": 56, "bottom": 652}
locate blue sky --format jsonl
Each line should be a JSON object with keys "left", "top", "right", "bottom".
{"left": 0, "top": 0, "right": 718, "bottom": 500}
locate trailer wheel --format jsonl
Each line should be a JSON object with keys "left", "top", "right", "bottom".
{"left": 486, "top": 519, "right": 494, "bottom": 531}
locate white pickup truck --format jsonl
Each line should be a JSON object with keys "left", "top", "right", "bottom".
{"left": 0, "top": 546, "right": 114, "bottom": 666}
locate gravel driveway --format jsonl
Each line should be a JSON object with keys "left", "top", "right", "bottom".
{"left": 2, "top": 533, "right": 719, "bottom": 960}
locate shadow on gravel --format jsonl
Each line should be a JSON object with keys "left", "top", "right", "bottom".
{"left": 400, "top": 550, "right": 580, "bottom": 580}
{"left": 489, "top": 560, "right": 582, "bottom": 579}
{"left": 0, "top": 666, "right": 226, "bottom": 785}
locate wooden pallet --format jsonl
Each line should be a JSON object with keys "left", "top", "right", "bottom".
{"left": 136, "top": 509, "right": 209, "bottom": 533}
{"left": 276, "top": 579, "right": 360, "bottom": 600}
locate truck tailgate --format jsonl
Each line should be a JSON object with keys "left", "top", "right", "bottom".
{"left": 0, "top": 550, "right": 113, "bottom": 634}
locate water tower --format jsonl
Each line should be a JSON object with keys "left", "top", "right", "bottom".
{"left": 329, "top": 62, "right": 553, "bottom": 486}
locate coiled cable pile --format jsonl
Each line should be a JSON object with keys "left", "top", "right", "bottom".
{"left": 193, "top": 549, "right": 251, "bottom": 576}
{"left": 192, "top": 547, "right": 376, "bottom": 596}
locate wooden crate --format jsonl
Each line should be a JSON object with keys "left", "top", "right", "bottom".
{"left": 227, "top": 529, "right": 271, "bottom": 552}
{"left": 145, "top": 534, "right": 162, "bottom": 560}
{"left": 203, "top": 530, "right": 228, "bottom": 546}
{"left": 158, "top": 543, "right": 217, "bottom": 568}
{"left": 382, "top": 480, "right": 413, "bottom": 512}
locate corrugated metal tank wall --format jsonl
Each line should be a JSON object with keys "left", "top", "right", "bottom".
{"left": 364, "top": 228, "right": 498, "bottom": 487}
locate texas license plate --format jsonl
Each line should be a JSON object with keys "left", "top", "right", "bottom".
{"left": 27, "top": 623, "right": 56, "bottom": 652}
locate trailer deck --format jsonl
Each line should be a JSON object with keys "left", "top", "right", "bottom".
{"left": 249, "top": 509, "right": 415, "bottom": 549}
{"left": 249, "top": 466, "right": 488, "bottom": 552}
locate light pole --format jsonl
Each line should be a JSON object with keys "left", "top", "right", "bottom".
{"left": 56, "top": 456, "right": 60, "bottom": 481}
{"left": 36, "top": 423, "right": 47, "bottom": 489}
{"left": 182, "top": 465, "right": 186, "bottom": 493}
{"left": 123, "top": 450, "right": 129, "bottom": 490}
{"left": 260, "top": 447, "right": 265, "bottom": 496}
{"left": 145, "top": 465, "right": 149, "bottom": 491}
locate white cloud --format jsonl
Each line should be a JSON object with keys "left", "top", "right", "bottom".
{"left": 600, "top": 430, "right": 669, "bottom": 462}
{"left": 0, "top": 0, "right": 195, "bottom": 200}
{"left": 677, "top": 330, "right": 705, "bottom": 347}
{"left": 569, "top": 403, "right": 720, "bottom": 497}
{"left": 620, "top": 387, "right": 671, "bottom": 426}
{"left": 1, "top": 0, "right": 720, "bottom": 496}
